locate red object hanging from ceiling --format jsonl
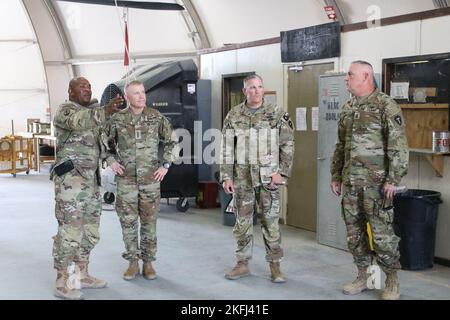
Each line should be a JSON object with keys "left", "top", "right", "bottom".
{"left": 124, "top": 22, "right": 129, "bottom": 66}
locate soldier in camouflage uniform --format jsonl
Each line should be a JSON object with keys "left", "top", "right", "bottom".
{"left": 105, "top": 80, "right": 179, "bottom": 281}
{"left": 330, "top": 61, "right": 409, "bottom": 300}
{"left": 220, "top": 74, "right": 294, "bottom": 283}
{"left": 52, "top": 77, "right": 123, "bottom": 300}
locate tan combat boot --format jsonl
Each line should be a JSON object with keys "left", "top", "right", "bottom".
{"left": 123, "top": 260, "right": 140, "bottom": 280}
{"left": 381, "top": 272, "right": 400, "bottom": 300}
{"left": 225, "top": 261, "right": 250, "bottom": 280}
{"left": 269, "top": 262, "right": 286, "bottom": 283}
{"left": 54, "top": 270, "right": 83, "bottom": 300}
{"left": 342, "top": 266, "right": 369, "bottom": 295}
{"left": 77, "top": 262, "right": 107, "bottom": 289}
{"left": 143, "top": 261, "right": 157, "bottom": 280}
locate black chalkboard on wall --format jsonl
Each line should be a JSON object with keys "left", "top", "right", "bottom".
{"left": 280, "top": 22, "right": 341, "bottom": 63}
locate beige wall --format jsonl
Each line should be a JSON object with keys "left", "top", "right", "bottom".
{"left": 200, "top": 15, "right": 450, "bottom": 260}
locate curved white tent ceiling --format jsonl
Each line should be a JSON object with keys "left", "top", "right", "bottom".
{"left": 54, "top": 1, "right": 195, "bottom": 58}
{"left": 0, "top": 0, "right": 48, "bottom": 136}
{"left": 53, "top": 0, "right": 439, "bottom": 53}
{"left": 52, "top": 0, "right": 199, "bottom": 100}
{"left": 0, "top": 0, "right": 446, "bottom": 137}
{"left": 338, "top": 0, "right": 434, "bottom": 22}
{"left": 191, "top": 0, "right": 330, "bottom": 46}
{"left": 192, "top": 0, "right": 435, "bottom": 46}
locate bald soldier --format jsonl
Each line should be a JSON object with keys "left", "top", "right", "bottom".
{"left": 52, "top": 77, "right": 123, "bottom": 300}
{"left": 220, "top": 74, "right": 294, "bottom": 283}
{"left": 330, "top": 61, "right": 408, "bottom": 300}
{"left": 105, "top": 80, "right": 179, "bottom": 281}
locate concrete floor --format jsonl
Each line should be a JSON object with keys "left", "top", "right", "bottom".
{"left": 0, "top": 168, "right": 449, "bottom": 300}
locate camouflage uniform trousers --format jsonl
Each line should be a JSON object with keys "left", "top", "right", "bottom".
{"left": 115, "top": 177, "right": 160, "bottom": 262}
{"left": 53, "top": 170, "right": 101, "bottom": 271}
{"left": 342, "top": 184, "right": 401, "bottom": 273}
{"left": 233, "top": 185, "right": 283, "bottom": 263}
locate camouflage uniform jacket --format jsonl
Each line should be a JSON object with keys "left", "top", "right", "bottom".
{"left": 331, "top": 90, "right": 409, "bottom": 186}
{"left": 52, "top": 100, "right": 107, "bottom": 180}
{"left": 105, "top": 107, "right": 179, "bottom": 183}
{"left": 220, "top": 101, "right": 295, "bottom": 188}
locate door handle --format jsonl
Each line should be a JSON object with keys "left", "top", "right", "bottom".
{"left": 317, "top": 157, "right": 326, "bottom": 160}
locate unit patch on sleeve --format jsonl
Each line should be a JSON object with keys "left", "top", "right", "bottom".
{"left": 394, "top": 115, "right": 403, "bottom": 126}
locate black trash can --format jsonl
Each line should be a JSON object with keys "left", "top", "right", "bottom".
{"left": 393, "top": 189, "right": 442, "bottom": 270}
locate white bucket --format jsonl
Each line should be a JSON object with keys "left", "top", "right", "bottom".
{"left": 432, "top": 131, "right": 450, "bottom": 153}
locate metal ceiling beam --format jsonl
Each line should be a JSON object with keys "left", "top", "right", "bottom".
{"left": 21, "top": 0, "right": 75, "bottom": 115}
{"left": 0, "top": 88, "right": 46, "bottom": 92}
{"left": 44, "top": 0, "right": 74, "bottom": 66}
{"left": 177, "top": 0, "right": 211, "bottom": 50}
{"left": 22, "top": 0, "right": 73, "bottom": 68}
{"left": 324, "top": 0, "right": 347, "bottom": 25}
{"left": 47, "top": 50, "right": 198, "bottom": 66}
{"left": 56, "top": 0, "right": 184, "bottom": 11}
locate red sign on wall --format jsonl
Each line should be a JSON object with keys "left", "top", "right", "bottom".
{"left": 324, "top": 6, "right": 337, "bottom": 20}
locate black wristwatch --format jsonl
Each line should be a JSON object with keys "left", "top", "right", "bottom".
{"left": 163, "top": 162, "right": 171, "bottom": 169}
